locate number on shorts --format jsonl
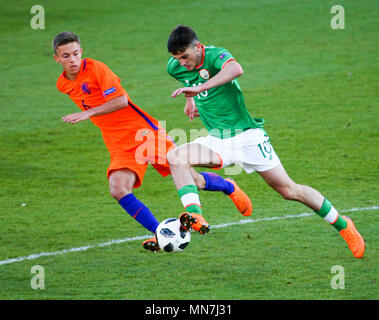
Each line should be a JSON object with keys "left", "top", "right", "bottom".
{"left": 258, "top": 139, "right": 273, "bottom": 160}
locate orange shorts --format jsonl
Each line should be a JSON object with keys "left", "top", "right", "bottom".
{"left": 107, "top": 128, "right": 176, "bottom": 188}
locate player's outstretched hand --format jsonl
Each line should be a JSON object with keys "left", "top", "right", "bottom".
{"left": 62, "top": 110, "right": 91, "bottom": 125}
{"left": 171, "top": 86, "right": 201, "bottom": 98}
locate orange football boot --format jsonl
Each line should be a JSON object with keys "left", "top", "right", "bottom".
{"left": 225, "top": 178, "right": 253, "bottom": 216}
{"left": 339, "top": 216, "right": 365, "bottom": 258}
{"left": 179, "top": 212, "right": 210, "bottom": 234}
{"left": 142, "top": 236, "right": 160, "bottom": 252}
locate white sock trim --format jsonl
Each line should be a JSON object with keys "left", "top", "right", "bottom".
{"left": 181, "top": 193, "right": 201, "bottom": 209}
{"left": 324, "top": 206, "right": 339, "bottom": 224}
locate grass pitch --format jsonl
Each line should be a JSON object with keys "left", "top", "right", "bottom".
{"left": 0, "top": 0, "right": 378, "bottom": 300}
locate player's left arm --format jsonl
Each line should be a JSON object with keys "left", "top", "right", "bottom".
{"left": 171, "top": 60, "right": 243, "bottom": 98}
{"left": 184, "top": 97, "right": 199, "bottom": 121}
{"left": 62, "top": 95, "right": 128, "bottom": 125}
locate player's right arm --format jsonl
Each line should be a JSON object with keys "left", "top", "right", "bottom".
{"left": 62, "top": 95, "right": 128, "bottom": 125}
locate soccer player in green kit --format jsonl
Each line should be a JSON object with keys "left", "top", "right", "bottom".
{"left": 166, "top": 25, "right": 365, "bottom": 258}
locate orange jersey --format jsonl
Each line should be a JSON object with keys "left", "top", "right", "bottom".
{"left": 56, "top": 58, "right": 161, "bottom": 153}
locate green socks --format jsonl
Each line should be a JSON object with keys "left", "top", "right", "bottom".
{"left": 177, "top": 189, "right": 346, "bottom": 232}
{"left": 315, "top": 198, "right": 347, "bottom": 231}
{"left": 178, "top": 185, "right": 202, "bottom": 214}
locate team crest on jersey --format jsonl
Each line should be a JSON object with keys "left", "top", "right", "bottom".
{"left": 199, "top": 69, "right": 210, "bottom": 80}
{"left": 80, "top": 82, "right": 91, "bottom": 95}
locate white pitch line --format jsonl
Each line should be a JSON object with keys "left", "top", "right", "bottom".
{"left": 0, "top": 206, "right": 377, "bottom": 266}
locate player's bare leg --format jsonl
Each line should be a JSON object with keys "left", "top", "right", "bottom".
{"left": 109, "top": 169, "right": 160, "bottom": 251}
{"left": 167, "top": 143, "right": 252, "bottom": 233}
{"left": 258, "top": 163, "right": 324, "bottom": 211}
{"left": 108, "top": 168, "right": 137, "bottom": 201}
{"left": 168, "top": 143, "right": 221, "bottom": 190}
{"left": 167, "top": 143, "right": 218, "bottom": 233}
{"left": 258, "top": 163, "right": 365, "bottom": 258}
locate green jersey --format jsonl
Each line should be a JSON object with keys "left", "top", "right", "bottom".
{"left": 167, "top": 45, "right": 264, "bottom": 139}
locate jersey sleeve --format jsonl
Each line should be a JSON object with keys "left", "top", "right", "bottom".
{"left": 167, "top": 57, "right": 189, "bottom": 86}
{"left": 211, "top": 48, "right": 236, "bottom": 71}
{"left": 93, "top": 61, "right": 127, "bottom": 102}
{"left": 167, "top": 57, "right": 177, "bottom": 78}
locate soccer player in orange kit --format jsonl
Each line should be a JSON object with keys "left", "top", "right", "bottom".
{"left": 54, "top": 31, "right": 176, "bottom": 252}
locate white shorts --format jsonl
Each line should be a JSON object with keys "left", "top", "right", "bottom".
{"left": 191, "top": 128, "right": 281, "bottom": 173}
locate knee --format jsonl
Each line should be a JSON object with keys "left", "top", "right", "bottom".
{"left": 166, "top": 149, "right": 177, "bottom": 165}
{"left": 277, "top": 183, "right": 299, "bottom": 201}
{"left": 167, "top": 148, "right": 187, "bottom": 167}
{"left": 109, "top": 184, "right": 132, "bottom": 201}
{"left": 108, "top": 171, "right": 135, "bottom": 201}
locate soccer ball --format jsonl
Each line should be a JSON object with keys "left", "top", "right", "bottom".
{"left": 156, "top": 218, "right": 191, "bottom": 252}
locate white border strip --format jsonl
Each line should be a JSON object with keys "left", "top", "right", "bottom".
{"left": 0, "top": 206, "right": 377, "bottom": 266}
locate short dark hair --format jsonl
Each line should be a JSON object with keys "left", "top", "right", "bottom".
{"left": 167, "top": 25, "right": 198, "bottom": 54}
{"left": 52, "top": 31, "right": 80, "bottom": 54}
